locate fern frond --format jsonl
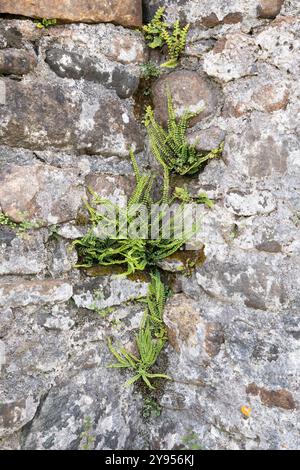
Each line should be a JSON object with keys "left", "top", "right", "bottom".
{"left": 146, "top": 94, "right": 222, "bottom": 176}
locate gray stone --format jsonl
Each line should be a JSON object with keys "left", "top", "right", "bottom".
{"left": 196, "top": 250, "right": 286, "bottom": 311}
{"left": 188, "top": 126, "right": 225, "bottom": 152}
{"left": 203, "top": 33, "right": 258, "bottom": 83}
{"left": 0, "top": 79, "right": 143, "bottom": 157}
{"left": 0, "top": 231, "right": 46, "bottom": 275}
{"left": 0, "top": 25, "right": 23, "bottom": 49}
{"left": 73, "top": 276, "right": 149, "bottom": 311}
{"left": 223, "top": 111, "right": 296, "bottom": 178}
{"left": 45, "top": 48, "right": 139, "bottom": 99}
{"left": 48, "top": 239, "right": 78, "bottom": 276}
{"left": 0, "top": 280, "right": 73, "bottom": 307}
{"left": 224, "top": 189, "right": 276, "bottom": 216}
{"left": 152, "top": 70, "right": 221, "bottom": 126}
{"left": 255, "top": 17, "right": 300, "bottom": 76}
{"left": 0, "top": 48, "right": 36, "bottom": 75}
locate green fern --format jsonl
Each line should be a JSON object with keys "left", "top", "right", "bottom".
{"left": 161, "top": 21, "right": 190, "bottom": 68}
{"left": 143, "top": 8, "right": 189, "bottom": 68}
{"left": 145, "top": 93, "right": 223, "bottom": 176}
{"left": 35, "top": 18, "right": 57, "bottom": 29}
{"left": 73, "top": 150, "right": 197, "bottom": 276}
{"left": 174, "top": 187, "right": 215, "bottom": 209}
{"left": 108, "top": 272, "right": 170, "bottom": 389}
{"left": 142, "top": 7, "right": 167, "bottom": 49}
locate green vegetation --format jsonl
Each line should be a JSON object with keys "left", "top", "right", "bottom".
{"left": 142, "top": 397, "right": 162, "bottom": 419}
{"left": 181, "top": 430, "right": 202, "bottom": 450}
{"left": 0, "top": 212, "right": 42, "bottom": 233}
{"left": 140, "top": 62, "right": 161, "bottom": 80}
{"left": 143, "top": 7, "right": 189, "bottom": 68}
{"left": 197, "top": 192, "right": 215, "bottom": 209}
{"left": 145, "top": 93, "right": 223, "bottom": 176}
{"left": 108, "top": 271, "right": 170, "bottom": 389}
{"left": 174, "top": 187, "right": 215, "bottom": 208}
{"left": 73, "top": 150, "right": 198, "bottom": 276}
{"left": 35, "top": 18, "right": 57, "bottom": 29}
{"left": 80, "top": 417, "right": 95, "bottom": 450}
{"left": 143, "top": 7, "right": 167, "bottom": 50}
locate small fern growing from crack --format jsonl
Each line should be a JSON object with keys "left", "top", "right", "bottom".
{"left": 73, "top": 150, "right": 197, "bottom": 276}
{"left": 145, "top": 92, "right": 223, "bottom": 176}
{"left": 143, "top": 7, "right": 189, "bottom": 68}
{"left": 142, "top": 7, "right": 167, "bottom": 49}
{"left": 108, "top": 271, "right": 169, "bottom": 389}
{"left": 35, "top": 18, "right": 57, "bottom": 29}
{"left": 161, "top": 21, "right": 190, "bottom": 68}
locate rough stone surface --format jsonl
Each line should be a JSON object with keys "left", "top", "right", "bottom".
{"left": 0, "top": 280, "right": 73, "bottom": 307}
{"left": 0, "top": 164, "right": 85, "bottom": 226}
{"left": 85, "top": 173, "right": 136, "bottom": 204}
{"left": 73, "top": 276, "right": 149, "bottom": 311}
{"left": 0, "top": 0, "right": 300, "bottom": 452}
{"left": 0, "top": 79, "right": 143, "bottom": 156}
{"left": 0, "top": 48, "right": 36, "bottom": 75}
{"left": 257, "top": 0, "right": 285, "bottom": 19}
{"left": 45, "top": 48, "right": 139, "bottom": 99}
{"left": 152, "top": 70, "right": 221, "bottom": 125}
{"left": 0, "top": 0, "right": 143, "bottom": 27}
{"left": 203, "top": 33, "right": 258, "bottom": 82}
{"left": 0, "top": 231, "right": 47, "bottom": 275}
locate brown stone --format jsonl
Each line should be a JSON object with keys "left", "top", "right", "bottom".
{"left": 257, "top": 0, "right": 284, "bottom": 19}
{"left": 253, "top": 84, "right": 289, "bottom": 113}
{"left": 223, "top": 12, "right": 243, "bottom": 24}
{"left": 213, "top": 38, "right": 228, "bottom": 54}
{"left": 246, "top": 383, "right": 296, "bottom": 410}
{"left": 0, "top": 0, "right": 142, "bottom": 27}
{"left": 163, "top": 294, "right": 200, "bottom": 353}
{"left": 201, "top": 12, "right": 242, "bottom": 28}
{"left": 205, "top": 322, "right": 224, "bottom": 357}
{"left": 224, "top": 79, "right": 289, "bottom": 118}
{"left": 256, "top": 240, "right": 282, "bottom": 253}
{"left": 201, "top": 13, "right": 220, "bottom": 28}
{"left": 246, "top": 383, "right": 260, "bottom": 396}
{"left": 152, "top": 70, "right": 221, "bottom": 127}
{"left": 0, "top": 164, "right": 84, "bottom": 226}
{"left": 0, "top": 48, "right": 36, "bottom": 75}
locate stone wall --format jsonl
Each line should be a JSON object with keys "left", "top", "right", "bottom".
{"left": 0, "top": 0, "right": 299, "bottom": 450}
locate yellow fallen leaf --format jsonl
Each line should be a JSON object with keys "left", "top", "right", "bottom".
{"left": 241, "top": 405, "right": 252, "bottom": 417}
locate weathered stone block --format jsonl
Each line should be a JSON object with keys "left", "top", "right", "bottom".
{"left": 73, "top": 276, "right": 149, "bottom": 311}
{"left": 0, "top": 0, "right": 142, "bottom": 27}
{"left": 0, "top": 280, "right": 73, "bottom": 307}
{"left": 0, "top": 164, "right": 84, "bottom": 226}
{"left": 152, "top": 70, "right": 221, "bottom": 126}
{"left": 203, "top": 33, "right": 258, "bottom": 82}
{"left": 45, "top": 48, "right": 139, "bottom": 99}
{"left": 257, "top": 0, "right": 284, "bottom": 19}
{"left": 0, "top": 79, "right": 143, "bottom": 156}
{"left": 0, "top": 48, "right": 36, "bottom": 75}
{"left": 85, "top": 173, "right": 136, "bottom": 204}
{"left": 0, "top": 231, "right": 46, "bottom": 275}
{"left": 196, "top": 251, "right": 286, "bottom": 311}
